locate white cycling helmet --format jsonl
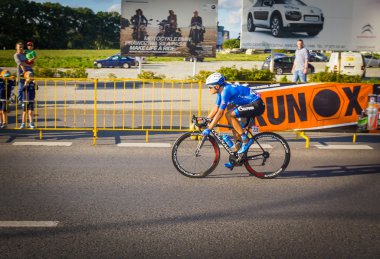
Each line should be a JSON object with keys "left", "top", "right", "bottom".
{"left": 206, "top": 72, "right": 225, "bottom": 86}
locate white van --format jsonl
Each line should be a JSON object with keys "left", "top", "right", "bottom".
{"left": 327, "top": 52, "right": 365, "bottom": 77}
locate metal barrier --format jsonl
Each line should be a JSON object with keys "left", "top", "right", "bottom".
{"left": 2, "top": 78, "right": 216, "bottom": 144}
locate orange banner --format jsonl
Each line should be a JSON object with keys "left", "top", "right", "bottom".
{"left": 220, "top": 83, "right": 373, "bottom": 131}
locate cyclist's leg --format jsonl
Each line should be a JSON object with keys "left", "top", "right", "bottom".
{"left": 234, "top": 101, "right": 265, "bottom": 154}
{"left": 225, "top": 109, "right": 242, "bottom": 142}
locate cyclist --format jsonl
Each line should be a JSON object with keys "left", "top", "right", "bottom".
{"left": 202, "top": 72, "right": 265, "bottom": 168}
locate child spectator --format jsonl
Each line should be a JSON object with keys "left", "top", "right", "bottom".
{"left": 25, "top": 41, "right": 37, "bottom": 66}
{"left": 0, "top": 70, "right": 15, "bottom": 128}
{"left": 20, "top": 71, "right": 38, "bottom": 129}
{"left": 14, "top": 42, "right": 33, "bottom": 104}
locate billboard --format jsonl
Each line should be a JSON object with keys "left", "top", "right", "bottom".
{"left": 241, "top": 0, "right": 380, "bottom": 51}
{"left": 120, "top": 0, "right": 218, "bottom": 57}
{"left": 220, "top": 83, "right": 373, "bottom": 131}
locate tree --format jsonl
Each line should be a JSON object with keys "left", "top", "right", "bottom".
{"left": 0, "top": 0, "right": 121, "bottom": 49}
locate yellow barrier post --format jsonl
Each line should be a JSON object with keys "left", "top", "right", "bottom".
{"left": 295, "top": 130, "right": 310, "bottom": 148}
{"left": 198, "top": 81, "right": 203, "bottom": 117}
{"left": 93, "top": 79, "right": 98, "bottom": 145}
{"left": 300, "top": 131, "right": 310, "bottom": 148}
{"left": 353, "top": 133, "right": 357, "bottom": 143}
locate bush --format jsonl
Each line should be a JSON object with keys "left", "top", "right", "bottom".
{"left": 191, "top": 66, "right": 275, "bottom": 83}
{"left": 222, "top": 39, "right": 240, "bottom": 49}
{"left": 217, "top": 66, "right": 275, "bottom": 81}
{"left": 309, "top": 71, "right": 362, "bottom": 83}
{"left": 188, "top": 70, "right": 213, "bottom": 82}
{"left": 280, "top": 76, "right": 289, "bottom": 82}
{"left": 137, "top": 70, "right": 166, "bottom": 80}
{"left": 33, "top": 67, "right": 88, "bottom": 78}
{"left": 108, "top": 73, "right": 117, "bottom": 79}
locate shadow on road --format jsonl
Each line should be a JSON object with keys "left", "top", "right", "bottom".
{"left": 281, "top": 164, "right": 380, "bottom": 178}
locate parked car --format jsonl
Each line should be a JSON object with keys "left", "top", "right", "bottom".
{"left": 94, "top": 54, "right": 136, "bottom": 68}
{"left": 262, "top": 55, "right": 315, "bottom": 75}
{"left": 247, "top": 0, "right": 324, "bottom": 37}
{"left": 309, "top": 52, "right": 328, "bottom": 62}
{"left": 135, "top": 56, "right": 146, "bottom": 66}
{"left": 262, "top": 53, "right": 287, "bottom": 70}
{"left": 363, "top": 55, "right": 380, "bottom": 67}
{"left": 327, "top": 52, "right": 365, "bottom": 77}
{"left": 184, "top": 57, "right": 204, "bottom": 62}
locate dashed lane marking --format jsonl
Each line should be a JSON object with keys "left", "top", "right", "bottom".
{"left": 0, "top": 221, "right": 59, "bottom": 227}
{"left": 12, "top": 142, "right": 72, "bottom": 146}
{"left": 117, "top": 143, "right": 171, "bottom": 148}
{"left": 314, "top": 144, "right": 373, "bottom": 150}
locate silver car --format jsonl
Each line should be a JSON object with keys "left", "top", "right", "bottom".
{"left": 247, "top": 0, "right": 324, "bottom": 37}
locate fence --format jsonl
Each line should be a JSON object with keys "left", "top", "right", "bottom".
{"left": 2, "top": 78, "right": 216, "bottom": 144}
{"left": 3, "top": 78, "right": 372, "bottom": 146}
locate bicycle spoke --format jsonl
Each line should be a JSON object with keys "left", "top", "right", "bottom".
{"left": 244, "top": 132, "right": 290, "bottom": 179}
{"left": 172, "top": 132, "right": 220, "bottom": 178}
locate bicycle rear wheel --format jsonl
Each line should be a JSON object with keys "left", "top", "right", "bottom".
{"left": 244, "top": 132, "right": 290, "bottom": 179}
{"left": 172, "top": 132, "right": 220, "bottom": 178}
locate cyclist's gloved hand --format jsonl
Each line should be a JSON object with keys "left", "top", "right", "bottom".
{"left": 202, "top": 128, "right": 211, "bottom": 136}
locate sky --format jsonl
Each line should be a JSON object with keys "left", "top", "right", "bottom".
{"left": 32, "top": 0, "right": 242, "bottom": 38}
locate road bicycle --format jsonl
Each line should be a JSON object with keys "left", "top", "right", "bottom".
{"left": 172, "top": 115, "right": 291, "bottom": 178}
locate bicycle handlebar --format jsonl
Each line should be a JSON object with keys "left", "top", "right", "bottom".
{"left": 192, "top": 115, "right": 234, "bottom": 130}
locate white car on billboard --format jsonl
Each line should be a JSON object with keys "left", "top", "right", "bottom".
{"left": 247, "top": 0, "right": 324, "bottom": 37}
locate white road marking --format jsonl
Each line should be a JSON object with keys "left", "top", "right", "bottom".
{"left": 315, "top": 144, "right": 373, "bottom": 150}
{"left": 0, "top": 221, "right": 59, "bottom": 227}
{"left": 12, "top": 142, "right": 72, "bottom": 146}
{"left": 117, "top": 143, "right": 171, "bottom": 148}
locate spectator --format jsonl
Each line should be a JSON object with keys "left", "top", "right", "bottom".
{"left": 13, "top": 42, "right": 33, "bottom": 103}
{"left": 20, "top": 71, "right": 38, "bottom": 129}
{"left": 25, "top": 41, "right": 37, "bottom": 66}
{"left": 0, "top": 70, "right": 15, "bottom": 128}
{"left": 291, "top": 39, "right": 309, "bottom": 83}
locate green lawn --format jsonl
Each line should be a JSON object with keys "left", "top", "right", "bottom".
{"left": 0, "top": 49, "right": 270, "bottom": 68}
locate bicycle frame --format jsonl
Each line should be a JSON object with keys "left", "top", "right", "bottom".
{"left": 198, "top": 129, "right": 271, "bottom": 170}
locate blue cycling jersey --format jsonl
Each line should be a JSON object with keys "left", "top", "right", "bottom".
{"left": 216, "top": 83, "right": 261, "bottom": 110}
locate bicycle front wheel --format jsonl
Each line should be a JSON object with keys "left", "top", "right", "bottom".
{"left": 172, "top": 132, "right": 220, "bottom": 178}
{"left": 244, "top": 132, "right": 290, "bottom": 179}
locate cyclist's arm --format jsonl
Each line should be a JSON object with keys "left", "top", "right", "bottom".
{"left": 207, "top": 108, "right": 224, "bottom": 130}
{"left": 206, "top": 105, "right": 219, "bottom": 120}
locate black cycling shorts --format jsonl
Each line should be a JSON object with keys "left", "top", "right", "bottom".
{"left": 22, "top": 102, "right": 34, "bottom": 112}
{"left": 233, "top": 99, "right": 265, "bottom": 119}
{"left": 0, "top": 101, "right": 7, "bottom": 112}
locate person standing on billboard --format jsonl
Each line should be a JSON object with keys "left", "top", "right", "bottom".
{"left": 190, "top": 10, "right": 205, "bottom": 42}
{"left": 191, "top": 10, "right": 202, "bottom": 26}
{"left": 291, "top": 39, "right": 309, "bottom": 83}
{"left": 167, "top": 10, "right": 178, "bottom": 36}
{"left": 131, "top": 9, "right": 148, "bottom": 41}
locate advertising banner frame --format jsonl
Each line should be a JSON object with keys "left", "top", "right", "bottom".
{"left": 240, "top": 0, "right": 380, "bottom": 51}
{"left": 120, "top": 0, "right": 218, "bottom": 58}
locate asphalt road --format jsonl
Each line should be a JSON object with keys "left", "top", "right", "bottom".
{"left": 0, "top": 131, "right": 379, "bottom": 258}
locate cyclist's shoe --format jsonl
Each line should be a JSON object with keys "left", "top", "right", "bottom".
{"left": 29, "top": 123, "right": 35, "bottom": 129}
{"left": 19, "top": 123, "right": 25, "bottom": 129}
{"left": 238, "top": 138, "right": 253, "bottom": 154}
{"left": 224, "top": 162, "right": 234, "bottom": 169}
{"left": 1, "top": 123, "right": 7, "bottom": 129}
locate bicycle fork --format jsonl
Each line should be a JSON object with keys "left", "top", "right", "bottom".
{"left": 194, "top": 136, "right": 207, "bottom": 157}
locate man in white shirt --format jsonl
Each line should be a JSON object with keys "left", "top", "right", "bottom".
{"left": 292, "top": 39, "right": 309, "bottom": 83}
